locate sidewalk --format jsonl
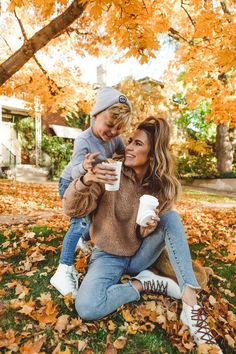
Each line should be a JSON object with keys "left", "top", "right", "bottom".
{"left": 182, "top": 185, "right": 236, "bottom": 198}
{"left": 182, "top": 185, "right": 236, "bottom": 209}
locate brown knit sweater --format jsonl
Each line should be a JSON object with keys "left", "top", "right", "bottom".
{"left": 63, "top": 167, "right": 172, "bottom": 256}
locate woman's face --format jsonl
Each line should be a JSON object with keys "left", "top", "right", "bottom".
{"left": 124, "top": 129, "right": 151, "bottom": 170}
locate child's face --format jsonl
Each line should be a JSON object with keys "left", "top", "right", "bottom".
{"left": 92, "top": 110, "right": 122, "bottom": 141}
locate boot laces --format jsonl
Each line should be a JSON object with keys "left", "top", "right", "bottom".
{"left": 143, "top": 279, "right": 168, "bottom": 295}
{"left": 191, "top": 307, "right": 216, "bottom": 345}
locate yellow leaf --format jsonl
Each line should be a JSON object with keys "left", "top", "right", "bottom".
{"left": 113, "top": 336, "right": 127, "bottom": 349}
{"left": 209, "top": 295, "right": 217, "bottom": 306}
{"left": 225, "top": 334, "right": 235, "bottom": 348}
{"left": 122, "top": 309, "right": 135, "bottom": 322}
{"left": 107, "top": 320, "right": 116, "bottom": 332}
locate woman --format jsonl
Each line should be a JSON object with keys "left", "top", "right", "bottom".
{"left": 63, "top": 117, "right": 222, "bottom": 352}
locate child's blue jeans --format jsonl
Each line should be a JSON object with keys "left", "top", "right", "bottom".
{"left": 59, "top": 177, "right": 90, "bottom": 266}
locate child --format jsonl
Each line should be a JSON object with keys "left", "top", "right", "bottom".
{"left": 50, "top": 87, "right": 132, "bottom": 297}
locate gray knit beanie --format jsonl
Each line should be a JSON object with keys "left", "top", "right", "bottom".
{"left": 91, "top": 87, "right": 132, "bottom": 117}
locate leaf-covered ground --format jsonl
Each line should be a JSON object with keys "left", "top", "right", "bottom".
{"left": 0, "top": 180, "right": 235, "bottom": 354}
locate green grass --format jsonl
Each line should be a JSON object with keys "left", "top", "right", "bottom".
{"left": 1, "top": 225, "right": 235, "bottom": 353}
{"left": 182, "top": 187, "right": 236, "bottom": 202}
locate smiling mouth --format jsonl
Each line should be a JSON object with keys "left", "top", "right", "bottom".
{"left": 125, "top": 154, "right": 135, "bottom": 158}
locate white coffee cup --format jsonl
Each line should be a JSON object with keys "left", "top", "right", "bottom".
{"left": 103, "top": 161, "right": 122, "bottom": 191}
{"left": 136, "top": 195, "right": 159, "bottom": 226}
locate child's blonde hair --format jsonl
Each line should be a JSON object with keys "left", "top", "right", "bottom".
{"left": 107, "top": 103, "right": 132, "bottom": 130}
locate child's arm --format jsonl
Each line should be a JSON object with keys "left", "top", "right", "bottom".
{"left": 70, "top": 137, "right": 99, "bottom": 179}
{"left": 70, "top": 137, "right": 89, "bottom": 179}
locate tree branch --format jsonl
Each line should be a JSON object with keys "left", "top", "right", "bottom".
{"left": 14, "top": 9, "right": 28, "bottom": 43}
{"left": 13, "top": 8, "right": 62, "bottom": 95}
{"left": 168, "top": 27, "right": 189, "bottom": 43}
{"left": 0, "top": 35, "right": 12, "bottom": 51}
{"left": 181, "top": 0, "right": 195, "bottom": 27}
{"left": 220, "top": 1, "right": 232, "bottom": 23}
{"left": 220, "top": 1, "right": 231, "bottom": 15}
{"left": 0, "top": 0, "right": 87, "bottom": 86}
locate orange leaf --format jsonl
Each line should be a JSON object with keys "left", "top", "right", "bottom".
{"left": 55, "top": 315, "right": 69, "bottom": 333}
{"left": 113, "top": 336, "right": 127, "bottom": 350}
{"left": 0, "top": 329, "right": 16, "bottom": 348}
{"left": 104, "top": 335, "right": 117, "bottom": 354}
{"left": 19, "top": 336, "right": 45, "bottom": 354}
{"left": 122, "top": 309, "right": 135, "bottom": 322}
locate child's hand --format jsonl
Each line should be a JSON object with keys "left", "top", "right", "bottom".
{"left": 83, "top": 163, "right": 117, "bottom": 186}
{"left": 83, "top": 152, "right": 100, "bottom": 171}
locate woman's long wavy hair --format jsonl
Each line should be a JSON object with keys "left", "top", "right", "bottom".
{"left": 138, "top": 116, "right": 181, "bottom": 210}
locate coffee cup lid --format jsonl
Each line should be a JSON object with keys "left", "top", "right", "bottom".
{"left": 138, "top": 210, "right": 156, "bottom": 227}
{"left": 139, "top": 195, "right": 159, "bottom": 207}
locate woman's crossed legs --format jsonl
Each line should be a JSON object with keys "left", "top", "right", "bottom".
{"left": 75, "top": 211, "right": 199, "bottom": 320}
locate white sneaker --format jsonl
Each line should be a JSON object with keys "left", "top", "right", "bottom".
{"left": 181, "top": 302, "right": 222, "bottom": 352}
{"left": 76, "top": 238, "right": 92, "bottom": 254}
{"left": 50, "top": 264, "right": 80, "bottom": 298}
{"left": 134, "top": 270, "right": 181, "bottom": 299}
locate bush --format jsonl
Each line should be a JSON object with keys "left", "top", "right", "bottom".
{"left": 175, "top": 154, "right": 217, "bottom": 180}
{"left": 15, "top": 117, "right": 73, "bottom": 178}
{"left": 41, "top": 135, "right": 73, "bottom": 178}
{"left": 217, "top": 171, "right": 236, "bottom": 179}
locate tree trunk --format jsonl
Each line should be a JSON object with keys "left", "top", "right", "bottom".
{"left": 216, "top": 124, "right": 233, "bottom": 172}
{"left": 0, "top": 0, "right": 86, "bottom": 86}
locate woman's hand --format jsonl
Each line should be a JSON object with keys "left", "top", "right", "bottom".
{"left": 82, "top": 163, "right": 118, "bottom": 186}
{"left": 139, "top": 208, "right": 160, "bottom": 238}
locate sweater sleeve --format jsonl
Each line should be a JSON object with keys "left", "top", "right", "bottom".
{"left": 62, "top": 178, "right": 104, "bottom": 218}
{"left": 70, "top": 137, "right": 89, "bottom": 179}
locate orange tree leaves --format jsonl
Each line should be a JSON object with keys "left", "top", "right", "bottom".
{"left": 0, "top": 1, "right": 235, "bottom": 123}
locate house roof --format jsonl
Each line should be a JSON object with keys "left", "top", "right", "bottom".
{"left": 49, "top": 124, "right": 82, "bottom": 139}
{"left": 0, "top": 95, "right": 29, "bottom": 117}
{"left": 138, "top": 77, "right": 164, "bottom": 88}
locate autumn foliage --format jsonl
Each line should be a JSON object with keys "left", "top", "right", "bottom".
{"left": 0, "top": 0, "right": 235, "bottom": 124}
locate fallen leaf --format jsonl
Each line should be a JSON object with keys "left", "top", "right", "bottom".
{"left": 0, "top": 302, "right": 5, "bottom": 318}
{"left": 66, "top": 318, "right": 82, "bottom": 332}
{"left": 55, "top": 315, "right": 69, "bottom": 333}
{"left": 19, "top": 336, "right": 45, "bottom": 354}
{"left": 77, "top": 339, "right": 87, "bottom": 352}
{"left": 0, "top": 329, "right": 16, "bottom": 348}
{"left": 104, "top": 334, "right": 117, "bottom": 354}
{"left": 122, "top": 309, "right": 135, "bottom": 322}
{"left": 107, "top": 320, "right": 116, "bottom": 332}
{"left": 209, "top": 295, "right": 217, "bottom": 305}
{"left": 52, "top": 343, "right": 62, "bottom": 354}
{"left": 113, "top": 336, "right": 127, "bottom": 349}
{"left": 225, "top": 334, "right": 235, "bottom": 348}
{"left": 37, "top": 292, "right": 52, "bottom": 305}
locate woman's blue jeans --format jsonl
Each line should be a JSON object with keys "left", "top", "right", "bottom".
{"left": 59, "top": 177, "right": 90, "bottom": 266}
{"left": 75, "top": 211, "right": 200, "bottom": 321}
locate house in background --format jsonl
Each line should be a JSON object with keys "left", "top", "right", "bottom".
{"left": 0, "top": 96, "right": 83, "bottom": 181}
{"left": 0, "top": 95, "right": 29, "bottom": 172}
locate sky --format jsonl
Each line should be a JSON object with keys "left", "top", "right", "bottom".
{"left": 0, "top": 0, "right": 177, "bottom": 87}
{"left": 77, "top": 36, "right": 177, "bottom": 86}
